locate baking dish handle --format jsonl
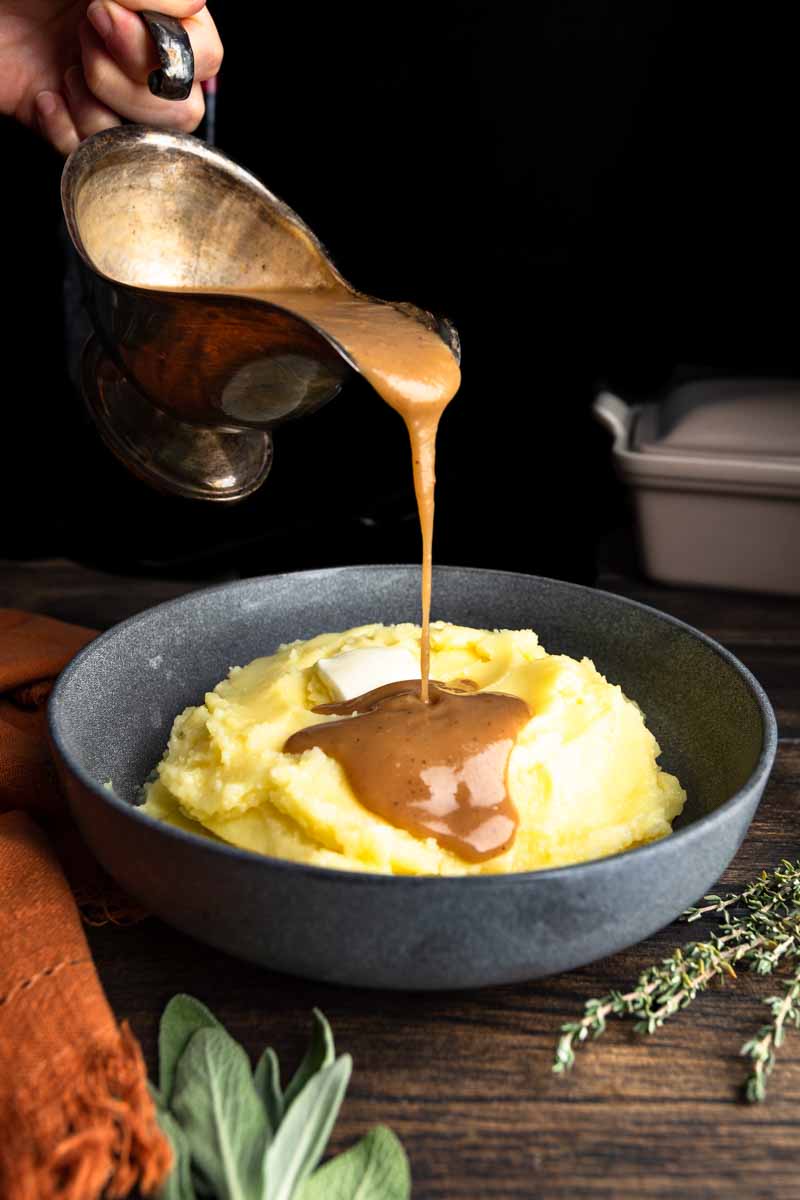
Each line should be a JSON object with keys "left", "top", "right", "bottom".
{"left": 594, "top": 391, "right": 633, "bottom": 451}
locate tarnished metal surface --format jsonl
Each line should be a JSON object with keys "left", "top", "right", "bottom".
{"left": 81, "top": 336, "right": 273, "bottom": 501}
{"left": 61, "top": 126, "right": 459, "bottom": 500}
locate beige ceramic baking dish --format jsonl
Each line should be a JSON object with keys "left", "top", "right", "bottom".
{"left": 595, "top": 379, "right": 800, "bottom": 595}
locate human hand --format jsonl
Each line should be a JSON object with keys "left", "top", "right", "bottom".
{"left": 0, "top": 1, "right": 222, "bottom": 155}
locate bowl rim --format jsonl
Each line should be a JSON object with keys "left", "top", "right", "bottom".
{"left": 47, "top": 564, "right": 779, "bottom": 890}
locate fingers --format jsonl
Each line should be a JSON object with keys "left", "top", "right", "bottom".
{"left": 86, "top": 1, "right": 223, "bottom": 85}
{"left": 35, "top": 68, "right": 121, "bottom": 156}
{"left": 35, "top": 91, "right": 80, "bottom": 157}
{"left": 35, "top": 1, "right": 218, "bottom": 156}
{"left": 78, "top": 19, "right": 205, "bottom": 131}
{"left": 107, "top": 0, "right": 207, "bottom": 17}
{"left": 64, "top": 65, "right": 121, "bottom": 139}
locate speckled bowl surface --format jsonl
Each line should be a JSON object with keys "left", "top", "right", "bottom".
{"left": 48, "top": 566, "right": 777, "bottom": 990}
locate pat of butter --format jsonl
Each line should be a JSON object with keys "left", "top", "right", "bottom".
{"left": 316, "top": 646, "right": 421, "bottom": 702}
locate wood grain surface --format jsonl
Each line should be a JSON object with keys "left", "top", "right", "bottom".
{"left": 3, "top": 558, "right": 799, "bottom": 1199}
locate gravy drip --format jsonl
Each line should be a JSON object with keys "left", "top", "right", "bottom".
{"left": 194, "top": 285, "right": 461, "bottom": 701}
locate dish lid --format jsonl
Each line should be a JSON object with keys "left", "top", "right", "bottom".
{"left": 634, "top": 378, "right": 800, "bottom": 461}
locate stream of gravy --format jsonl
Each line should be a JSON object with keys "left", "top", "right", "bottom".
{"left": 236, "top": 287, "right": 461, "bottom": 702}
{"left": 178, "top": 283, "right": 528, "bottom": 860}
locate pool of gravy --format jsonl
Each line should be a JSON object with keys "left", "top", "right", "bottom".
{"left": 284, "top": 680, "right": 530, "bottom": 862}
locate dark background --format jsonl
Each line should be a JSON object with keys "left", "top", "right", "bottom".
{"left": 3, "top": 1, "right": 799, "bottom": 583}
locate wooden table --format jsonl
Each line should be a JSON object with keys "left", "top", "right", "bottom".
{"left": 4, "top": 559, "right": 799, "bottom": 1198}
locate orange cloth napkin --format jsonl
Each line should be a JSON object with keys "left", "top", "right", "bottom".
{"left": 0, "top": 610, "right": 170, "bottom": 1200}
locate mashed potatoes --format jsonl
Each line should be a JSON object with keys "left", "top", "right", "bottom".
{"left": 141, "top": 622, "right": 685, "bottom": 875}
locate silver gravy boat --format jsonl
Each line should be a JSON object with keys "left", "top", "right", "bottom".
{"left": 61, "top": 126, "right": 460, "bottom": 501}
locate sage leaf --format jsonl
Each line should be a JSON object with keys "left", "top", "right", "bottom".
{"left": 297, "top": 1126, "right": 411, "bottom": 1200}
{"left": 171, "top": 1026, "right": 269, "bottom": 1200}
{"left": 263, "top": 1054, "right": 352, "bottom": 1200}
{"left": 254, "top": 1047, "right": 283, "bottom": 1133}
{"left": 282, "top": 1008, "right": 335, "bottom": 1113}
{"left": 159, "top": 993, "right": 223, "bottom": 1105}
{"left": 154, "top": 1103, "right": 199, "bottom": 1200}
{"left": 150, "top": 1082, "right": 197, "bottom": 1200}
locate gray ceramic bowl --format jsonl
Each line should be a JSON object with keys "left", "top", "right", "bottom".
{"left": 48, "top": 566, "right": 777, "bottom": 990}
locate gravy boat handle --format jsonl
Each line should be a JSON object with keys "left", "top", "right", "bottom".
{"left": 142, "top": 11, "right": 195, "bottom": 101}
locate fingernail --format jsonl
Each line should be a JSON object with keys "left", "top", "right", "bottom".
{"left": 64, "top": 66, "right": 82, "bottom": 96}
{"left": 87, "top": 0, "right": 113, "bottom": 41}
{"left": 35, "top": 91, "right": 58, "bottom": 119}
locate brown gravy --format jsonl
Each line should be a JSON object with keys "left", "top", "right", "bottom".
{"left": 284, "top": 680, "right": 530, "bottom": 862}
{"left": 188, "top": 285, "right": 460, "bottom": 698}
{"left": 190, "top": 283, "right": 530, "bottom": 862}
{"left": 234, "top": 287, "right": 460, "bottom": 701}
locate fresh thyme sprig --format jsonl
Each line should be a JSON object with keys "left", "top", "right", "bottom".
{"left": 553, "top": 859, "right": 800, "bottom": 1101}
